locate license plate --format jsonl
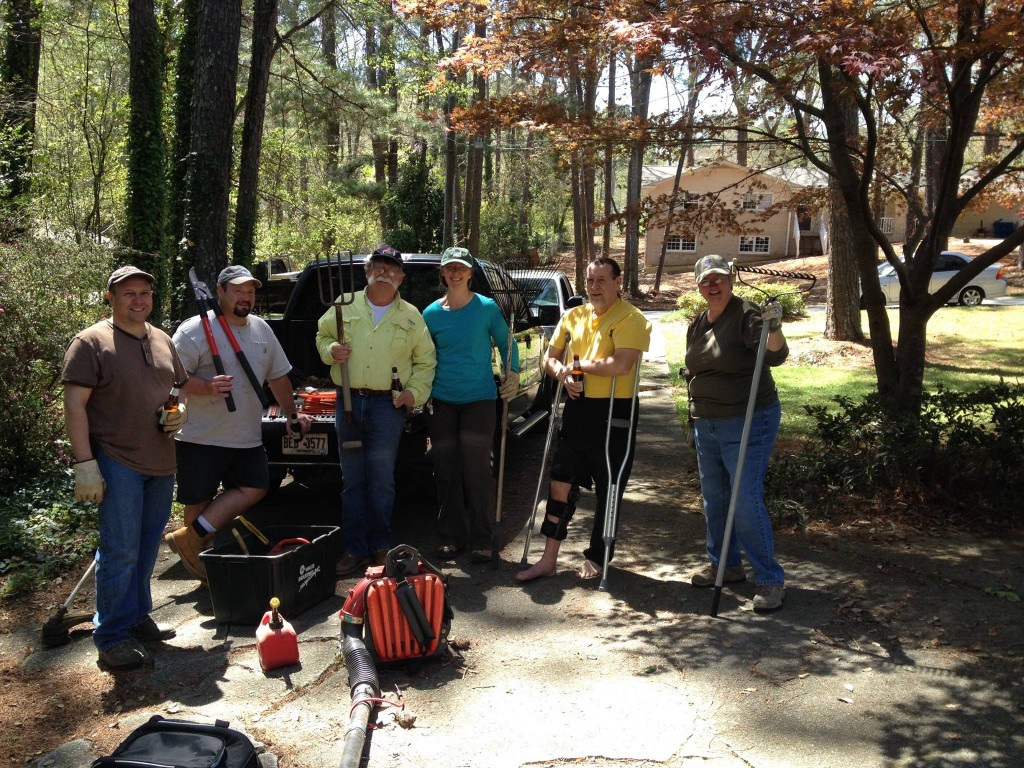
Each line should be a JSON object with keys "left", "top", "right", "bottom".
{"left": 282, "top": 433, "right": 329, "bottom": 456}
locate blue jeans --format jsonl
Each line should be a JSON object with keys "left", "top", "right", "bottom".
{"left": 335, "top": 390, "right": 407, "bottom": 557}
{"left": 692, "top": 400, "right": 784, "bottom": 586}
{"left": 93, "top": 451, "right": 175, "bottom": 651}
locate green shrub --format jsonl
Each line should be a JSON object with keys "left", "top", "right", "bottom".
{"left": 0, "top": 468, "right": 99, "bottom": 597}
{"left": 480, "top": 197, "right": 531, "bottom": 261}
{"left": 675, "top": 281, "right": 808, "bottom": 321}
{"left": 767, "top": 381, "right": 1024, "bottom": 528}
{"left": 0, "top": 239, "right": 113, "bottom": 491}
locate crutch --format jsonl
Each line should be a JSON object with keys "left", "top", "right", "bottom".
{"left": 598, "top": 352, "right": 643, "bottom": 591}
{"left": 710, "top": 264, "right": 816, "bottom": 617}
{"left": 519, "top": 335, "right": 570, "bottom": 569}
{"left": 316, "top": 250, "right": 361, "bottom": 449}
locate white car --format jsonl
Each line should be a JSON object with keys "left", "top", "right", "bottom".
{"left": 875, "top": 251, "right": 1008, "bottom": 306}
{"left": 509, "top": 268, "right": 584, "bottom": 337}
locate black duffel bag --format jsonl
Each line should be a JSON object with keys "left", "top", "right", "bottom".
{"left": 91, "top": 715, "right": 259, "bottom": 768}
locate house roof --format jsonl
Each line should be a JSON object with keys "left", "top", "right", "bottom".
{"left": 642, "top": 161, "right": 828, "bottom": 190}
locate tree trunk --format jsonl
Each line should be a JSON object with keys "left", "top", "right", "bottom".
{"left": 654, "top": 150, "right": 686, "bottom": 294}
{"left": 0, "top": 0, "right": 42, "bottom": 223}
{"left": 463, "top": 21, "right": 486, "bottom": 258}
{"left": 167, "top": 0, "right": 197, "bottom": 318}
{"left": 322, "top": 4, "right": 340, "bottom": 183}
{"left": 623, "top": 55, "right": 652, "bottom": 297}
{"left": 602, "top": 52, "right": 616, "bottom": 258}
{"left": 181, "top": 0, "right": 241, "bottom": 282}
{"left": 232, "top": 0, "right": 277, "bottom": 270}
{"left": 823, "top": 86, "right": 864, "bottom": 342}
{"left": 126, "top": 0, "right": 168, "bottom": 316}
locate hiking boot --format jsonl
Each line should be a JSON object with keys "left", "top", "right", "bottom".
{"left": 129, "top": 615, "right": 176, "bottom": 642}
{"left": 165, "top": 526, "right": 213, "bottom": 581}
{"left": 753, "top": 584, "right": 785, "bottom": 613}
{"left": 372, "top": 549, "right": 391, "bottom": 567}
{"left": 335, "top": 553, "right": 370, "bottom": 578}
{"left": 98, "top": 639, "right": 150, "bottom": 670}
{"left": 690, "top": 564, "right": 746, "bottom": 588}
{"left": 469, "top": 549, "right": 492, "bottom": 564}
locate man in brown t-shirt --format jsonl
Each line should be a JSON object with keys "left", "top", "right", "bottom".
{"left": 61, "top": 266, "right": 188, "bottom": 670}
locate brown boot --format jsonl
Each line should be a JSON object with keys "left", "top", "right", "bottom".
{"left": 165, "top": 526, "right": 213, "bottom": 581}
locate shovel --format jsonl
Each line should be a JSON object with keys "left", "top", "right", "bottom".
{"left": 40, "top": 559, "right": 96, "bottom": 648}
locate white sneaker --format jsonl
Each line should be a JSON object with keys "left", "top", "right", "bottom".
{"left": 753, "top": 584, "right": 785, "bottom": 612}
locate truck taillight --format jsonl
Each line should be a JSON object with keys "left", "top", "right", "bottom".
{"left": 996, "top": 266, "right": 1005, "bottom": 280}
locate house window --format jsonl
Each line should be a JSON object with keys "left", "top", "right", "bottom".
{"left": 739, "top": 236, "right": 770, "bottom": 254}
{"left": 681, "top": 191, "right": 700, "bottom": 210}
{"left": 666, "top": 234, "right": 696, "bottom": 252}
{"left": 743, "top": 192, "right": 773, "bottom": 211}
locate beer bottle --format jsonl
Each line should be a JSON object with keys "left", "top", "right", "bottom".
{"left": 159, "top": 382, "right": 182, "bottom": 429}
{"left": 571, "top": 355, "right": 584, "bottom": 395}
{"left": 391, "top": 367, "right": 403, "bottom": 405}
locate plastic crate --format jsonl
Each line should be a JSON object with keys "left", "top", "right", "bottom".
{"left": 200, "top": 525, "right": 341, "bottom": 624}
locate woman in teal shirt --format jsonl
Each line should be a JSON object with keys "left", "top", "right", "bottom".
{"left": 423, "top": 247, "right": 519, "bottom": 561}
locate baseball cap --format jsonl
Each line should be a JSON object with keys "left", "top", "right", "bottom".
{"left": 107, "top": 265, "right": 155, "bottom": 291}
{"left": 694, "top": 255, "right": 733, "bottom": 285}
{"left": 369, "top": 244, "right": 403, "bottom": 269}
{"left": 441, "top": 246, "right": 474, "bottom": 269}
{"left": 218, "top": 265, "right": 263, "bottom": 287}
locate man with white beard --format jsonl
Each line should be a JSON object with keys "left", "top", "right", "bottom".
{"left": 315, "top": 245, "right": 436, "bottom": 577}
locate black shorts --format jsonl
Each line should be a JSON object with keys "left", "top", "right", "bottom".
{"left": 175, "top": 442, "right": 270, "bottom": 505}
{"left": 551, "top": 397, "right": 637, "bottom": 490}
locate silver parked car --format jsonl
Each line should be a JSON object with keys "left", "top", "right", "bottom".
{"left": 875, "top": 251, "right": 1008, "bottom": 306}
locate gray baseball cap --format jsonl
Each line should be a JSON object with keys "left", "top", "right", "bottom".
{"left": 107, "top": 265, "right": 155, "bottom": 290}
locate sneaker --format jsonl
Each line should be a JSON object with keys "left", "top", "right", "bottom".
{"left": 753, "top": 584, "right": 785, "bottom": 613}
{"left": 335, "top": 553, "right": 370, "bottom": 577}
{"left": 98, "top": 639, "right": 150, "bottom": 670}
{"left": 165, "top": 526, "right": 213, "bottom": 581}
{"left": 469, "top": 549, "right": 492, "bottom": 564}
{"left": 690, "top": 564, "right": 746, "bottom": 588}
{"left": 129, "top": 616, "right": 176, "bottom": 642}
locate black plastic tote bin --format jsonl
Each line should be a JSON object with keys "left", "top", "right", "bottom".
{"left": 200, "top": 525, "right": 341, "bottom": 624}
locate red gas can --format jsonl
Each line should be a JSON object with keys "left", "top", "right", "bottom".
{"left": 256, "top": 597, "right": 300, "bottom": 671}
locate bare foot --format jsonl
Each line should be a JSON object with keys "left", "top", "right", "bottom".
{"left": 577, "top": 559, "right": 600, "bottom": 580}
{"left": 516, "top": 559, "right": 557, "bottom": 582}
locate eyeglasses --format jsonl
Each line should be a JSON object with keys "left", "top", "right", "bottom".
{"left": 141, "top": 336, "right": 153, "bottom": 366}
{"left": 369, "top": 263, "right": 402, "bottom": 277}
{"left": 698, "top": 276, "right": 728, "bottom": 289}
{"left": 442, "top": 264, "right": 470, "bottom": 273}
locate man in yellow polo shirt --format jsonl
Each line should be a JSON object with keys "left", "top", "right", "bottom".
{"left": 315, "top": 245, "right": 436, "bottom": 576}
{"left": 518, "top": 257, "right": 651, "bottom": 582}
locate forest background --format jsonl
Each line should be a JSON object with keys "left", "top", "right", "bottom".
{"left": 1, "top": 0, "right": 1023, "bottom": 592}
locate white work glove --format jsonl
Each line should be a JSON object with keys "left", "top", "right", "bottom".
{"left": 762, "top": 301, "right": 783, "bottom": 333}
{"left": 73, "top": 459, "right": 105, "bottom": 503}
{"left": 499, "top": 370, "right": 520, "bottom": 401}
{"left": 158, "top": 403, "right": 188, "bottom": 433}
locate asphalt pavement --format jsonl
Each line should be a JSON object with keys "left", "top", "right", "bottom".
{"left": 17, "top": 319, "right": 1024, "bottom": 768}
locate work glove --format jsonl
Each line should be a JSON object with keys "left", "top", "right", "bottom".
{"left": 158, "top": 403, "right": 188, "bottom": 433}
{"left": 762, "top": 301, "right": 783, "bottom": 333}
{"left": 499, "top": 370, "right": 520, "bottom": 401}
{"left": 73, "top": 459, "right": 105, "bottom": 504}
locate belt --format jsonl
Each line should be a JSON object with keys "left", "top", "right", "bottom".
{"left": 353, "top": 388, "right": 392, "bottom": 397}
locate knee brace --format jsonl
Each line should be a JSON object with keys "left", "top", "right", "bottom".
{"left": 539, "top": 488, "right": 578, "bottom": 541}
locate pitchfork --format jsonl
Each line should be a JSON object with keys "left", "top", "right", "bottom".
{"left": 316, "top": 250, "right": 361, "bottom": 448}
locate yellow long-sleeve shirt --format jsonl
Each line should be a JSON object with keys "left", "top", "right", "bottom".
{"left": 315, "top": 289, "right": 436, "bottom": 406}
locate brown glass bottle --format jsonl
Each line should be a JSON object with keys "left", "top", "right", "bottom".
{"left": 391, "top": 367, "right": 402, "bottom": 405}
{"left": 159, "top": 382, "right": 182, "bottom": 430}
{"left": 571, "top": 355, "right": 584, "bottom": 395}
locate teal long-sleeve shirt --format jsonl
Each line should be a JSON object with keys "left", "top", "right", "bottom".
{"left": 422, "top": 294, "right": 520, "bottom": 404}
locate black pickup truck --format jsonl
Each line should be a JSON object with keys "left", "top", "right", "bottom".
{"left": 259, "top": 252, "right": 554, "bottom": 489}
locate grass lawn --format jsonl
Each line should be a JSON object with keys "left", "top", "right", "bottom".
{"left": 661, "top": 303, "right": 1024, "bottom": 442}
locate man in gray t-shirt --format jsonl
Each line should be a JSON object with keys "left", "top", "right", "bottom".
{"left": 164, "top": 266, "right": 311, "bottom": 582}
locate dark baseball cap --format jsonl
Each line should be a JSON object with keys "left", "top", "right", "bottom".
{"left": 369, "top": 245, "right": 403, "bottom": 269}
{"left": 107, "top": 265, "right": 155, "bottom": 291}
{"left": 218, "top": 265, "right": 263, "bottom": 287}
